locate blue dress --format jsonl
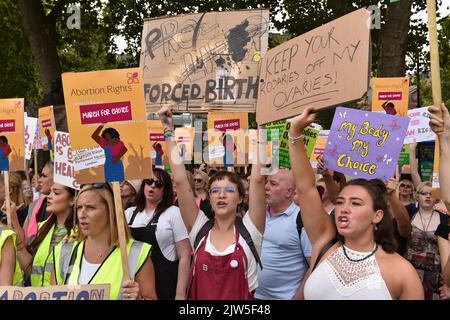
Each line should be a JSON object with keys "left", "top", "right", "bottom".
{"left": 0, "top": 146, "right": 9, "bottom": 171}
{"left": 103, "top": 146, "right": 124, "bottom": 182}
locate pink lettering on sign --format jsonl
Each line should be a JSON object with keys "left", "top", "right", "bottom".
{"left": 315, "top": 148, "right": 325, "bottom": 155}
{"left": 411, "top": 119, "right": 420, "bottom": 126}
{"left": 214, "top": 119, "right": 240, "bottom": 131}
{"left": 149, "top": 133, "right": 164, "bottom": 141}
{"left": 79, "top": 101, "right": 132, "bottom": 124}
{"left": 42, "top": 119, "right": 52, "bottom": 128}
{"left": 378, "top": 92, "right": 402, "bottom": 101}
{"left": 177, "top": 137, "right": 190, "bottom": 143}
{"left": 0, "top": 119, "right": 15, "bottom": 133}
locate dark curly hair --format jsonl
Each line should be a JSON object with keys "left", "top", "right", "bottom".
{"left": 337, "top": 178, "right": 397, "bottom": 254}
{"left": 0, "top": 136, "right": 8, "bottom": 143}
{"left": 101, "top": 127, "right": 120, "bottom": 139}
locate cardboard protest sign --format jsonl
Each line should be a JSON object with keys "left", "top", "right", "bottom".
{"left": 24, "top": 115, "right": 38, "bottom": 161}
{"left": 310, "top": 130, "right": 329, "bottom": 168}
{"left": 0, "top": 284, "right": 109, "bottom": 300}
{"left": 404, "top": 107, "right": 436, "bottom": 144}
{"left": 0, "top": 99, "right": 25, "bottom": 171}
{"left": 323, "top": 107, "right": 410, "bottom": 180}
{"left": 371, "top": 77, "right": 409, "bottom": 116}
{"left": 207, "top": 112, "right": 248, "bottom": 166}
{"left": 147, "top": 120, "right": 168, "bottom": 168}
{"left": 38, "top": 106, "right": 56, "bottom": 152}
{"left": 54, "top": 131, "right": 80, "bottom": 190}
{"left": 256, "top": 8, "right": 371, "bottom": 124}
{"left": 62, "top": 68, "right": 152, "bottom": 183}
{"left": 140, "top": 9, "right": 269, "bottom": 113}
{"left": 174, "top": 127, "right": 195, "bottom": 163}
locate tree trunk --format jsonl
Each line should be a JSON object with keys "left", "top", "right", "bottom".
{"left": 16, "top": 0, "right": 62, "bottom": 97}
{"left": 377, "top": 0, "right": 413, "bottom": 76}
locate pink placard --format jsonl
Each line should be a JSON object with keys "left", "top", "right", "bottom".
{"left": 149, "top": 133, "right": 164, "bottom": 141}
{"left": 41, "top": 119, "right": 52, "bottom": 128}
{"left": 214, "top": 119, "right": 240, "bottom": 131}
{"left": 0, "top": 119, "right": 15, "bottom": 133}
{"left": 79, "top": 101, "right": 132, "bottom": 124}
{"left": 378, "top": 92, "right": 402, "bottom": 100}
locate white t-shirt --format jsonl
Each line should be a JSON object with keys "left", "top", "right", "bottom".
{"left": 189, "top": 211, "right": 263, "bottom": 292}
{"left": 125, "top": 205, "right": 189, "bottom": 261}
{"left": 78, "top": 256, "right": 100, "bottom": 285}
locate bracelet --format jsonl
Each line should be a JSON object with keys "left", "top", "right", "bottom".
{"left": 163, "top": 132, "right": 174, "bottom": 140}
{"left": 288, "top": 132, "right": 304, "bottom": 144}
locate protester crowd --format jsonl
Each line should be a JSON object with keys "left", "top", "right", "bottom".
{"left": 0, "top": 103, "right": 449, "bottom": 300}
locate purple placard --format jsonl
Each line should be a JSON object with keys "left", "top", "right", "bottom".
{"left": 323, "top": 107, "right": 410, "bottom": 180}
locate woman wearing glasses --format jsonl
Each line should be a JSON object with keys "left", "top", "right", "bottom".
{"left": 158, "top": 105, "right": 266, "bottom": 300}
{"left": 51, "top": 183, "right": 157, "bottom": 300}
{"left": 398, "top": 180, "right": 416, "bottom": 211}
{"left": 125, "top": 169, "right": 191, "bottom": 300}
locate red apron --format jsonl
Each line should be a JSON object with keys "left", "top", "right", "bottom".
{"left": 187, "top": 228, "right": 253, "bottom": 300}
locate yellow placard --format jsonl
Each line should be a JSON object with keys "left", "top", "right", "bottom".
{"left": 38, "top": 105, "right": 56, "bottom": 151}
{"left": 147, "top": 120, "right": 168, "bottom": 167}
{"left": 62, "top": 68, "right": 152, "bottom": 183}
{"left": 372, "top": 77, "right": 410, "bottom": 116}
{"left": 0, "top": 98, "right": 25, "bottom": 171}
{"left": 175, "top": 127, "right": 195, "bottom": 163}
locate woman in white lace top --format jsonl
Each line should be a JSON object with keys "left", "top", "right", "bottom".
{"left": 288, "top": 107, "right": 423, "bottom": 300}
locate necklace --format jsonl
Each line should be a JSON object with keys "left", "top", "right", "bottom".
{"left": 96, "top": 246, "right": 111, "bottom": 258}
{"left": 342, "top": 244, "right": 378, "bottom": 263}
{"left": 418, "top": 210, "right": 434, "bottom": 232}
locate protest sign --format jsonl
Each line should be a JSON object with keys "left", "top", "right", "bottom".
{"left": 404, "top": 106, "right": 436, "bottom": 144}
{"left": 0, "top": 99, "right": 25, "bottom": 171}
{"left": 248, "top": 129, "right": 258, "bottom": 164}
{"left": 62, "top": 68, "right": 152, "bottom": 184}
{"left": 372, "top": 77, "right": 409, "bottom": 116}
{"left": 140, "top": 9, "right": 269, "bottom": 113}
{"left": 0, "top": 284, "right": 109, "bottom": 300}
{"left": 432, "top": 138, "right": 440, "bottom": 190}
{"left": 207, "top": 112, "right": 248, "bottom": 166}
{"left": 323, "top": 107, "right": 410, "bottom": 180}
{"left": 38, "top": 106, "right": 56, "bottom": 152}
{"left": 398, "top": 144, "right": 410, "bottom": 165}
{"left": 24, "top": 115, "right": 38, "bottom": 161}
{"left": 310, "top": 130, "right": 329, "bottom": 168}
{"left": 148, "top": 120, "right": 168, "bottom": 168}
{"left": 175, "top": 127, "right": 195, "bottom": 163}
{"left": 256, "top": 8, "right": 371, "bottom": 124}
{"left": 54, "top": 131, "right": 80, "bottom": 190}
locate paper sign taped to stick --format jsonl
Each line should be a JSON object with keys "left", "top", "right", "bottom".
{"left": 0, "top": 284, "right": 109, "bottom": 300}
{"left": 371, "top": 77, "right": 409, "bottom": 116}
{"left": 256, "top": 8, "right": 371, "bottom": 124}
{"left": 24, "top": 115, "right": 38, "bottom": 160}
{"left": 404, "top": 106, "right": 436, "bottom": 144}
{"left": 62, "top": 68, "right": 152, "bottom": 184}
{"left": 323, "top": 107, "right": 410, "bottom": 180}
{"left": 54, "top": 131, "right": 80, "bottom": 190}
{"left": 0, "top": 99, "right": 25, "bottom": 171}
{"left": 140, "top": 9, "right": 269, "bottom": 113}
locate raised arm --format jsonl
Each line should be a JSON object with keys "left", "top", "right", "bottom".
{"left": 91, "top": 124, "right": 104, "bottom": 145}
{"left": 408, "top": 141, "right": 422, "bottom": 189}
{"left": 158, "top": 105, "right": 198, "bottom": 232}
{"left": 429, "top": 103, "right": 450, "bottom": 210}
{"left": 386, "top": 178, "right": 411, "bottom": 238}
{"left": 247, "top": 127, "right": 267, "bottom": 234}
{"left": 288, "top": 107, "right": 335, "bottom": 245}
{"left": 317, "top": 154, "right": 340, "bottom": 204}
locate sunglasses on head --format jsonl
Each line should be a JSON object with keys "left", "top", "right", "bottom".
{"left": 144, "top": 178, "right": 164, "bottom": 189}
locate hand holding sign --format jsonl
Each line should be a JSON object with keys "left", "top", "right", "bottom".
{"left": 428, "top": 103, "right": 450, "bottom": 138}
{"left": 288, "top": 107, "right": 317, "bottom": 138}
{"left": 158, "top": 105, "right": 174, "bottom": 132}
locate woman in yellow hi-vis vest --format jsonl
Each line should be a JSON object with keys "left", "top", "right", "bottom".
{"left": 50, "top": 183, "right": 157, "bottom": 300}
{"left": 10, "top": 183, "right": 76, "bottom": 287}
{"left": 0, "top": 224, "right": 22, "bottom": 285}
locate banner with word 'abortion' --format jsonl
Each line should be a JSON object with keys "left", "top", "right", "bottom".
{"left": 53, "top": 131, "right": 80, "bottom": 190}
{"left": 0, "top": 284, "right": 109, "bottom": 300}
{"left": 323, "top": 107, "right": 410, "bottom": 180}
{"left": 140, "top": 9, "right": 269, "bottom": 113}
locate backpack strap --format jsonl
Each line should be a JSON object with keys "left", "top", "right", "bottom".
{"left": 235, "top": 217, "right": 263, "bottom": 270}
{"left": 312, "top": 237, "right": 338, "bottom": 272}
{"left": 296, "top": 210, "right": 310, "bottom": 268}
{"left": 193, "top": 218, "right": 215, "bottom": 250}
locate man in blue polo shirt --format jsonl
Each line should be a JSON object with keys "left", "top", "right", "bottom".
{"left": 255, "top": 168, "right": 312, "bottom": 300}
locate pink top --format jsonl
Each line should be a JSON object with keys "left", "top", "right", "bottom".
{"left": 1, "top": 144, "right": 11, "bottom": 157}
{"left": 98, "top": 137, "right": 125, "bottom": 158}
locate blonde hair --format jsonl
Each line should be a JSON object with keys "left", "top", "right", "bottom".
{"left": 194, "top": 169, "right": 208, "bottom": 193}
{"left": 398, "top": 179, "right": 415, "bottom": 202}
{"left": 416, "top": 181, "right": 432, "bottom": 196}
{"left": 0, "top": 172, "right": 30, "bottom": 208}
{"left": 75, "top": 184, "right": 130, "bottom": 246}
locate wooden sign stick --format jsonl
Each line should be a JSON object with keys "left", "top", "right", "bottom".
{"left": 3, "top": 172, "right": 12, "bottom": 228}
{"left": 111, "top": 181, "right": 130, "bottom": 281}
{"left": 426, "top": 0, "right": 443, "bottom": 132}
